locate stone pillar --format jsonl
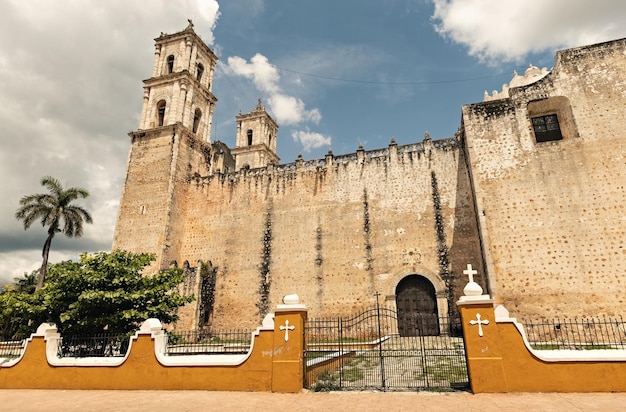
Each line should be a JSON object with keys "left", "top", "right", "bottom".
{"left": 388, "top": 137, "right": 398, "bottom": 164}
{"left": 271, "top": 294, "right": 307, "bottom": 393}
{"left": 456, "top": 263, "right": 506, "bottom": 393}
{"left": 356, "top": 144, "right": 365, "bottom": 164}
{"left": 140, "top": 87, "right": 150, "bottom": 129}
{"left": 296, "top": 154, "right": 305, "bottom": 169}
{"left": 152, "top": 44, "right": 162, "bottom": 78}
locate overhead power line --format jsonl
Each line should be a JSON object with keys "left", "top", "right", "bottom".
{"left": 278, "top": 67, "right": 512, "bottom": 86}
{"left": 216, "top": 47, "right": 516, "bottom": 87}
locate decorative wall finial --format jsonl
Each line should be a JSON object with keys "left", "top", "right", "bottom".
{"left": 463, "top": 263, "right": 483, "bottom": 296}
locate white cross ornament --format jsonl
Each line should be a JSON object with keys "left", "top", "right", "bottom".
{"left": 462, "top": 263, "right": 483, "bottom": 296}
{"left": 463, "top": 264, "right": 478, "bottom": 283}
{"left": 279, "top": 320, "right": 295, "bottom": 342}
{"left": 469, "top": 313, "right": 490, "bottom": 337}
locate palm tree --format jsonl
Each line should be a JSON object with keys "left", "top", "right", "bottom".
{"left": 15, "top": 176, "right": 93, "bottom": 290}
{"left": 13, "top": 271, "right": 38, "bottom": 294}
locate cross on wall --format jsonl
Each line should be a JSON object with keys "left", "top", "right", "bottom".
{"left": 280, "top": 320, "right": 295, "bottom": 342}
{"left": 469, "top": 313, "right": 490, "bottom": 337}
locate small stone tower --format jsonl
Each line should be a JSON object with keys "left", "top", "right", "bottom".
{"left": 113, "top": 21, "right": 217, "bottom": 270}
{"left": 231, "top": 99, "right": 280, "bottom": 170}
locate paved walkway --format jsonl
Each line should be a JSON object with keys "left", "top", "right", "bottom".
{"left": 1, "top": 390, "right": 625, "bottom": 411}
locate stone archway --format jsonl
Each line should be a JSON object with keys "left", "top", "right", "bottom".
{"left": 395, "top": 275, "right": 440, "bottom": 336}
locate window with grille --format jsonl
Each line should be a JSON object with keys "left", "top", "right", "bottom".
{"left": 532, "top": 114, "right": 562, "bottom": 142}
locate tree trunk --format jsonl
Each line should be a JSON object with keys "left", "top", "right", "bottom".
{"left": 36, "top": 231, "right": 55, "bottom": 291}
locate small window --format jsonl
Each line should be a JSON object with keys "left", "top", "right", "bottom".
{"left": 167, "top": 55, "right": 175, "bottom": 74}
{"left": 532, "top": 114, "right": 562, "bottom": 142}
{"left": 157, "top": 100, "right": 166, "bottom": 126}
{"left": 196, "top": 63, "right": 204, "bottom": 82}
{"left": 247, "top": 129, "right": 253, "bottom": 146}
{"left": 192, "top": 108, "right": 202, "bottom": 133}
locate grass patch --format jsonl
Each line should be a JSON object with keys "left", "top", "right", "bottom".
{"left": 311, "top": 371, "right": 340, "bottom": 392}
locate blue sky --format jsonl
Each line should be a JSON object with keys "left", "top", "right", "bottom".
{"left": 212, "top": 1, "right": 530, "bottom": 158}
{"left": 1, "top": 0, "right": 626, "bottom": 283}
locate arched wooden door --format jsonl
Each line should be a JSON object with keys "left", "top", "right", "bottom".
{"left": 395, "top": 275, "right": 440, "bottom": 336}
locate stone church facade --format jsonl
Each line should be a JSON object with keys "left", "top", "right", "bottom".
{"left": 113, "top": 23, "right": 626, "bottom": 330}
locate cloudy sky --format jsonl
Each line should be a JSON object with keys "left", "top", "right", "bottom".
{"left": 1, "top": 0, "right": 625, "bottom": 284}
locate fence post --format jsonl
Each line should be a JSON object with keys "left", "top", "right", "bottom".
{"left": 457, "top": 263, "right": 506, "bottom": 393}
{"left": 375, "top": 292, "right": 386, "bottom": 390}
{"left": 271, "top": 294, "right": 308, "bottom": 393}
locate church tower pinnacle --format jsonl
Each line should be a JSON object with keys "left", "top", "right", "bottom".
{"left": 139, "top": 20, "right": 217, "bottom": 141}
{"left": 232, "top": 98, "right": 280, "bottom": 170}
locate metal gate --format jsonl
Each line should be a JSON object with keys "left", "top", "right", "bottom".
{"left": 305, "top": 300, "right": 468, "bottom": 391}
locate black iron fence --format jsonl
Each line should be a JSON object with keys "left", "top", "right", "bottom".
{"left": 522, "top": 316, "right": 626, "bottom": 350}
{"left": 305, "top": 304, "right": 468, "bottom": 391}
{"left": 0, "top": 340, "right": 25, "bottom": 359}
{"left": 2, "top": 329, "right": 254, "bottom": 359}
{"left": 58, "top": 333, "right": 130, "bottom": 357}
{"left": 165, "top": 329, "right": 253, "bottom": 355}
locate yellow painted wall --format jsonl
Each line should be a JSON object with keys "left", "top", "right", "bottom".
{"left": 458, "top": 299, "right": 626, "bottom": 392}
{"left": 0, "top": 308, "right": 306, "bottom": 393}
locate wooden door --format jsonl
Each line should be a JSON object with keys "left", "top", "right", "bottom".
{"left": 396, "top": 275, "right": 439, "bottom": 336}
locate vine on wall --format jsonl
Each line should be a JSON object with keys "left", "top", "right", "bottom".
{"left": 198, "top": 260, "right": 217, "bottom": 328}
{"left": 431, "top": 171, "right": 454, "bottom": 316}
{"left": 257, "top": 204, "right": 273, "bottom": 319}
{"left": 363, "top": 189, "right": 375, "bottom": 290}
{"left": 315, "top": 224, "right": 324, "bottom": 301}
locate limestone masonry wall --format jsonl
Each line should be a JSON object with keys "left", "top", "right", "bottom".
{"left": 180, "top": 139, "right": 484, "bottom": 328}
{"left": 463, "top": 39, "right": 626, "bottom": 319}
{"left": 113, "top": 27, "right": 626, "bottom": 331}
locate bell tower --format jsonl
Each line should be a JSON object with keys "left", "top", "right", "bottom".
{"left": 113, "top": 21, "right": 217, "bottom": 270}
{"left": 232, "top": 99, "right": 280, "bottom": 170}
{"left": 139, "top": 20, "right": 217, "bottom": 140}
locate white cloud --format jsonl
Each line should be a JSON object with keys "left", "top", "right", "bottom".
{"left": 431, "top": 0, "right": 626, "bottom": 63}
{"left": 267, "top": 94, "right": 322, "bottom": 126}
{"left": 0, "top": 0, "right": 221, "bottom": 280}
{"left": 0, "top": 250, "right": 76, "bottom": 284}
{"left": 196, "top": 0, "right": 221, "bottom": 44}
{"left": 224, "top": 53, "right": 323, "bottom": 127}
{"left": 226, "top": 54, "right": 280, "bottom": 94}
{"left": 292, "top": 129, "right": 332, "bottom": 152}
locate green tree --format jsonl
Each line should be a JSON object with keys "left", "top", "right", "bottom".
{"left": 0, "top": 272, "right": 38, "bottom": 340}
{"left": 15, "top": 176, "right": 93, "bottom": 290}
{"left": 0, "top": 291, "right": 35, "bottom": 340}
{"left": 28, "top": 250, "right": 193, "bottom": 335}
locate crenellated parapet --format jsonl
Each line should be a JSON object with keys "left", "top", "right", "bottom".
{"left": 193, "top": 135, "right": 460, "bottom": 185}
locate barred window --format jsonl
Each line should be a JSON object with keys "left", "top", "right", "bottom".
{"left": 532, "top": 114, "right": 562, "bottom": 143}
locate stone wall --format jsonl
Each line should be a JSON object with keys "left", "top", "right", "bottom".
{"left": 177, "top": 138, "right": 484, "bottom": 329}
{"left": 113, "top": 123, "right": 212, "bottom": 275}
{"left": 114, "top": 30, "right": 626, "bottom": 330}
{"left": 463, "top": 39, "right": 626, "bottom": 319}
